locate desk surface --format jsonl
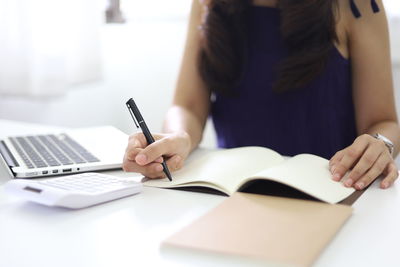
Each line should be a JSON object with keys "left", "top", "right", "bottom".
{"left": 1, "top": 119, "right": 399, "bottom": 267}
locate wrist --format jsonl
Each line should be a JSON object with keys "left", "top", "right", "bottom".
{"left": 174, "top": 131, "right": 194, "bottom": 153}
{"left": 371, "top": 133, "right": 395, "bottom": 156}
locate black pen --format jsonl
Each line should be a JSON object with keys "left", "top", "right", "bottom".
{"left": 126, "top": 98, "right": 173, "bottom": 181}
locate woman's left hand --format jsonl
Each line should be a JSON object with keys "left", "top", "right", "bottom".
{"left": 329, "top": 134, "right": 398, "bottom": 190}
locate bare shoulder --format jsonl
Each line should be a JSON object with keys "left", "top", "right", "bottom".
{"left": 335, "top": 0, "right": 389, "bottom": 58}
{"left": 342, "top": 0, "right": 389, "bottom": 33}
{"left": 336, "top": 0, "right": 353, "bottom": 25}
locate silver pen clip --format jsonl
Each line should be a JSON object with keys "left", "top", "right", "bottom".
{"left": 126, "top": 103, "right": 139, "bottom": 128}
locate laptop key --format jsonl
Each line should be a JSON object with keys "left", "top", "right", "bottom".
{"left": 9, "top": 138, "right": 35, "bottom": 169}
{"left": 62, "top": 134, "right": 100, "bottom": 163}
{"left": 27, "top": 136, "right": 61, "bottom": 167}
{"left": 15, "top": 137, "right": 48, "bottom": 168}
{"left": 38, "top": 135, "right": 74, "bottom": 165}
{"left": 48, "top": 135, "right": 86, "bottom": 164}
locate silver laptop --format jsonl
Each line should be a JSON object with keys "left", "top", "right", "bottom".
{"left": 0, "top": 126, "right": 128, "bottom": 178}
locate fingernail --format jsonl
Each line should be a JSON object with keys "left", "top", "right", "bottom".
{"left": 175, "top": 156, "right": 182, "bottom": 169}
{"left": 382, "top": 182, "right": 389, "bottom": 189}
{"left": 134, "top": 140, "right": 141, "bottom": 147}
{"left": 331, "top": 165, "right": 336, "bottom": 174}
{"left": 156, "top": 164, "right": 163, "bottom": 172}
{"left": 355, "top": 182, "right": 364, "bottom": 190}
{"left": 136, "top": 154, "right": 147, "bottom": 164}
{"left": 332, "top": 173, "right": 341, "bottom": 181}
{"left": 345, "top": 179, "right": 353, "bottom": 187}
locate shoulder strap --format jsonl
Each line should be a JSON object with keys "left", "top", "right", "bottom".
{"left": 350, "top": 0, "right": 381, "bottom": 19}
{"left": 370, "top": 0, "right": 380, "bottom": 13}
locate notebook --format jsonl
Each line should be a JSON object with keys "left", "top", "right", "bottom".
{"left": 0, "top": 126, "right": 128, "bottom": 178}
{"left": 144, "top": 146, "right": 355, "bottom": 204}
{"left": 164, "top": 192, "right": 353, "bottom": 267}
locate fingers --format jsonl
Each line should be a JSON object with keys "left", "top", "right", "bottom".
{"left": 123, "top": 131, "right": 191, "bottom": 179}
{"left": 345, "top": 143, "right": 384, "bottom": 187}
{"left": 329, "top": 150, "right": 344, "bottom": 180}
{"left": 125, "top": 133, "right": 166, "bottom": 161}
{"left": 167, "top": 155, "right": 184, "bottom": 171}
{"left": 123, "top": 133, "right": 167, "bottom": 177}
{"left": 380, "top": 163, "right": 399, "bottom": 189}
{"left": 126, "top": 133, "right": 147, "bottom": 161}
{"left": 135, "top": 137, "right": 175, "bottom": 165}
{"left": 122, "top": 154, "right": 164, "bottom": 178}
{"left": 149, "top": 155, "right": 185, "bottom": 178}
{"left": 329, "top": 150, "right": 344, "bottom": 167}
{"left": 154, "top": 157, "right": 164, "bottom": 163}
{"left": 351, "top": 152, "right": 390, "bottom": 190}
{"left": 331, "top": 134, "right": 399, "bottom": 191}
{"left": 331, "top": 135, "right": 369, "bottom": 181}
{"left": 128, "top": 132, "right": 148, "bottom": 148}
{"left": 122, "top": 154, "right": 184, "bottom": 179}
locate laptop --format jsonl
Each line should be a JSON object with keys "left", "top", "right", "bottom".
{"left": 0, "top": 126, "right": 128, "bottom": 178}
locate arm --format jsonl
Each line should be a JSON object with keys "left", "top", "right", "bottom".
{"left": 123, "top": 0, "right": 210, "bottom": 178}
{"left": 163, "top": 0, "right": 211, "bottom": 152}
{"left": 351, "top": 0, "right": 399, "bottom": 152}
{"left": 330, "top": 0, "right": 400, "bottom": 190}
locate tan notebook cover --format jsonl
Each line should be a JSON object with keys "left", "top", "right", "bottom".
{"left": 164, "top": 193, "right": 352, "bottom": 267}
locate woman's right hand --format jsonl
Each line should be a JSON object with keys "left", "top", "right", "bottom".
{"left": 122, "top": 131, "right": 192, "bottom": 179}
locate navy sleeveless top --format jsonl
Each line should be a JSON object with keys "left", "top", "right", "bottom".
{"left": 211, "top": 6, "right": 358, "bottom": 159}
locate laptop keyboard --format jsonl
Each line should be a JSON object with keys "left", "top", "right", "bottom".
{"left": 9, "top": 134, "right": 100, "bottom": 169}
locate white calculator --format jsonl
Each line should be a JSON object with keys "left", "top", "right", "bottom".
{"left": 4, "top": 173, "right": 143, "bottom": 209}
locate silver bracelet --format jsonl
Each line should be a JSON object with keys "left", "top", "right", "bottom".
{"left": 371, "top": 133, "right": 394, "bottom": 156}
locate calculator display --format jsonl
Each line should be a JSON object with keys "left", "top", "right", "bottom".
{"left": 23, "top": 186, "right": 42, "bottom": 194}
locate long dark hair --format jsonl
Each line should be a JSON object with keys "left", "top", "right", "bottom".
{"left": 199, "top": 0, "right": 339, "bottom": 94}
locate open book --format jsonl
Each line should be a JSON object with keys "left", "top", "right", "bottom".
{"left": 144, "top": 146, "right": 355, "bottom": 204}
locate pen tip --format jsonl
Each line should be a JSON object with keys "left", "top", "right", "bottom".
{"left": 162, "top": 162, "right": 173, "bottom": 181}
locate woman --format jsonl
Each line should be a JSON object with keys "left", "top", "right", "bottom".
{"left": 123, "top": 0, "right": 399, "bottom": 191}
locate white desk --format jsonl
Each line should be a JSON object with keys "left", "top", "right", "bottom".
{"left": 1, "top": 119, "right": 399, "bottom": 267}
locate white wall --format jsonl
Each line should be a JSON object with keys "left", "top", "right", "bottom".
{"left": 0, "top": 0, "right": 217, "bottom": 147}
{"left": 0, "top": 21, "right": 179, "bottom": 129}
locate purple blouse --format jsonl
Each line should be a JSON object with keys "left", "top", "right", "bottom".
{"left": 211, "top": 6, "right": 357, "bottom": 159}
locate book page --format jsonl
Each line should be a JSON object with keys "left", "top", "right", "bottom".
{"left": 243, "top": 154, "right": 355, "bottom": 204}
{"left": 143, "top": 147, "right": 284, "bottom": 195}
